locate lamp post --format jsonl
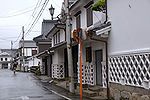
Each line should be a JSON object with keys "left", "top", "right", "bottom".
{"left": 49, "top": 4, "right": 55, "bottom": 20}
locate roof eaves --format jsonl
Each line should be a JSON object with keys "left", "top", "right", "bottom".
{"left": 49, "top": 41, "right": 67, "bottom": 50}
{"left": 42, "top": 19, "right": 58, "bottom": 23}
{"left": 69, "top": 0, "right": 79, "bottom": 11}
{"left": 35, "top": 50, "right": 54, "bottom": 58}
{"left": 46, "top": 23, "right": 65, "bottom": 38}
{"left": 88, "top": 21, "right": 111, "bottom": 32}
{"left": 33, "top": 34, "right": 43, "bottom": 42}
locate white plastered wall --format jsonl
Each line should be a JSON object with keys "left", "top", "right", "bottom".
{"left": 107, "top": 0, "right": 150, "bottom": 55}
{"left": 52, "top": 48, "right": 64, "bottom": 64}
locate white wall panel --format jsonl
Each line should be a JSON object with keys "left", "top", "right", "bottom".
{"left": 107, "top": 0, "right": 150, "bottom": 55}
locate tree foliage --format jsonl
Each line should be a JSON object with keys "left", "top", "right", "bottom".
{"left": 92, "top": 0, "right": 106, "bottom": 11}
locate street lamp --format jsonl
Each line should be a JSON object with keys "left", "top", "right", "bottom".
{"left": 49, "top": 4, "right": 55, "bottom": 20}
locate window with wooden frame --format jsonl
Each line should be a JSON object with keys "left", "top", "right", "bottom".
{"left": 53, "top": 34, "right": 57, "bottom": 45}
{"left": 57, "top": 31, "right": 60, "bottom": 43}
{"left": 53, "top": 35, "right": 55, "bottom": 45}
{"left": 84, "top": 1, "right": 93, "bottom": 27}
{"left": 53, "top": 31, "right": 61, "bottom": 45}
{"left": 32, "top": 50, "right": 37, "bottom": 56}
{"left": 76, "top": 15, "right": 81, "bottom": 29}
{"left": 74, "top": 11, "right": 81, "bottom": 29}
{"left": 86, "top": 6, "right": 93, "bottom": 27}
{"left": 86, "top": 47, "right": 92, "bottom": 63}
{"left": 56, "top": 33, "right": 57, "bottom": 44}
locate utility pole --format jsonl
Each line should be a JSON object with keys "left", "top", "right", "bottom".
{"left": 11, "top": 41, "right": 13, "bottom": 51}
{"left": 22, "top": 26, "right": 25, "bottom": 72}
{"left": 65, "top": 0, "right": 75, "bottom": 93}
{"left": 11, "top": 41, "right": 13, "bottom": 69}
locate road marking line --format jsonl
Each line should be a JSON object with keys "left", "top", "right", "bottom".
{"left": 50, "top": 89, "right": 72, "bottom": 100}
{"left": 10, "top": 96, "right": 30, "bottom": 100}
{"left": 21, "top": 96, "right": 30, "bottom": 100}
{"left": 31, "top": 75, "right": 72, "bottom": 100}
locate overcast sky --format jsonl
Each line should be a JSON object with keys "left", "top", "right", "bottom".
{"left": 0, "top": 0, "right": 63, "bottom": 49}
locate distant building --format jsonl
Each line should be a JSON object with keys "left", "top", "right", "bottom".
{"left": 0, "top": 49, "right": 17, "bottom": 69}
{"left": 17, "top": 40, "right": 37, "bottom": 71}
{"left": 26, "top": 56, "right": 40, "bottom": 68}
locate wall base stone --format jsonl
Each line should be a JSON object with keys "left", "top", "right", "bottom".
{"left": 120, "top": 91, "right": 131, "bottom": 100}
{"left": 140, "top": 95, "right": 150, "bottom": 100}
{"left": 110, "top": 82, "right": 150, "bottom": 100}
{"left": 110, "top": 82, "right": 150, "bottom": 95}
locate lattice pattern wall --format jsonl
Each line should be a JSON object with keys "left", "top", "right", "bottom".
{"left": 109, "top": 53, "right": 150, "bottom": 88}
{"left": 78, "top": 63, "right": 95, "bottom": 85}
{"left": 52, "top": 64, "right": 64, "bottom": 79}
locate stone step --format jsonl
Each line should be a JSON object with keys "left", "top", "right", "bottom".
{"left": 83, "top": 89, "right": 98, "bottom": 97}
{"left": 88, "top": 86, "right": 105, "bottom": 92}
{"left": 90, "top": 96, "right": 107, "bottom": 100}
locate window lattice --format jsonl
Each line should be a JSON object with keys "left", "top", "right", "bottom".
{"left": 78, "top": 63, "right": 95, "bottom": 85}
{"left": 52, "top": 64, "right": 64, "bottom": 79}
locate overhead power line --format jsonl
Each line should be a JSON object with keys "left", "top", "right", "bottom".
{"left": 0, "top": 9, "right": 33, "bottom": 18}
{"left": 32, "top": 0, "right": 43, "bottom": 17}
{"left": 0, "top": 4, "right": 44, "bottom": 18}
{"left": 10, "top": 4, "right": 41, "bottom": 14}
{"left": 0, "top": 25, "right": 22, "bottom": 27}
{"left": 0, "top": 37, "right": 13, "bottom": 41}
{"left": 24, "top": 0, "right": 49, "bottom": 36}
{"left": 0, "top": 36, "right": 18, "bottom": 39}
{"left": 13, "top": 31, "right": 22, "bottom": 43}
{"left": 10, "top": 0, "right": 45, "bottom": 46}
{"left": 23, "top": 0, "right": 43, "bottom": 31}
{"left": 23, "top": 0, "right": 43, "bottom": 30}
{"left": 12, "top": 0, "right": 49, "bottom": 47}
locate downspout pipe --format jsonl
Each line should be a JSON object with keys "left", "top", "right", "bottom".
{"left": 90, "top": 37, "right": 110, "bottom": 100}
{"left": 104, "top": 0, "right": 108, "bottom": 24}
{"left": 105, "top": 1, "right": 110, "bottom": 99}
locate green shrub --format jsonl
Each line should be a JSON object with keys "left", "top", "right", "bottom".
{"left": 92, "top": 0, "right": 106, "bottom": 11}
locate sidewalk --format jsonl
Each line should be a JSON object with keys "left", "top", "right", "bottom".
{"left": 32, "top": 75, "right": 92, "bottom": 100}
{"left": 31, "top": 74, "right": 150, "bottom": 100}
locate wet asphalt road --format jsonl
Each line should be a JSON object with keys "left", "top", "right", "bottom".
{"left": 0, "top": 69, "right": 66, "bottom": 100}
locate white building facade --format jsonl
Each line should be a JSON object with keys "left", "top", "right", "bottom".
{"left": 26, "top": 56, "right": 40, "bottom": 68}
{"left": 0, "top": 49, "right": 17, "bottom": 69}
{"left": 107, "top": 0, "right": 150, "bottom": 89}
{"left": 0, "top": 52, "right": 11, "bottom": 69}
{"left": 18, "top": 40, "right": 37, "bottom": 71}
{"left": 70, "top": 0, "right": 109, "bottom": 86}
{"left": 70, "top": 0, "right": 150, "bottom": 89}
{"left": 46, "top": 24, "right": 67, "bottom": 79}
